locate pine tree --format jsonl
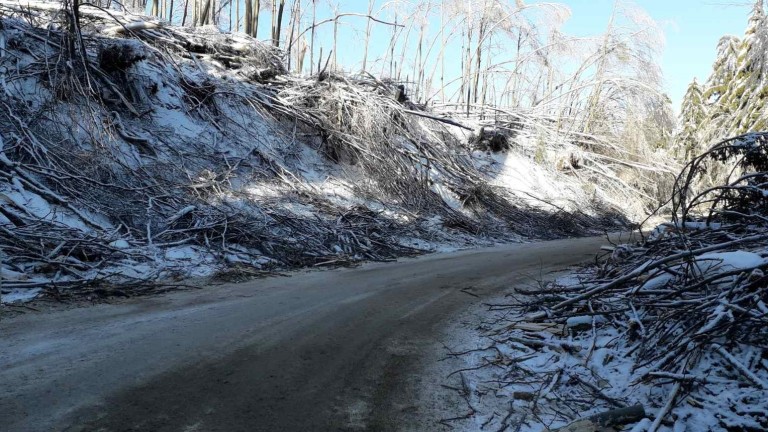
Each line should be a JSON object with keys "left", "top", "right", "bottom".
{"left": 700, "top": 35, "right": 739, "bottom": 144}
{"left": 675, "top": 78, "right": 706, "bottom": 160}
{"left": 719, "top": 0, "right": 766, "bottom": 134}
{"left": 734, "top": 0, "right": 768, "bottom": 132}
{"left": 702, "top": 0, "right": 768, "bottom": 142}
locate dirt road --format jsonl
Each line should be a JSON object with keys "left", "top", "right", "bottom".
{"left": 0, "top": 235, "right": 624, "bottom": 431}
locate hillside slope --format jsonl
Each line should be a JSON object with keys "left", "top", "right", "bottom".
{"left": 0, "top": 3, "right": 624, "bottom": 302}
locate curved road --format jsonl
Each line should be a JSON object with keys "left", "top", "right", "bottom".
{"left": 0, "top": 235, "right": 622, "bottom": 432}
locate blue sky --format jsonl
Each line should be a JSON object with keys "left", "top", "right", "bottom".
{"left": 559, "top": 1, "right": 754, "bottom": 109}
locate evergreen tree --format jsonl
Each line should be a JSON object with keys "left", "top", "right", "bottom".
{"left": 675, "top": 78, "right": 706, "bottom": 160}
{"left": 736, "top": 0, "right": 768, "bottom": 132}
{"left": 700, "top": 0, "right": 768, "bottom": 144}
{"left": 719, "top": 0, "right": 767, "bottom": 134}
{"left": 702, "top": 34, "right": 740, "bottom": 145}
{"left": 703, "top": 35, "right": 741, "bottom": 106}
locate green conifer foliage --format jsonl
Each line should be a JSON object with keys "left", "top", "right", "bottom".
{"left": 675, "top": 78, "right": 706, "bottom": 160}
{"left": 680, "top": 0, "right": 768, "bottom": 155}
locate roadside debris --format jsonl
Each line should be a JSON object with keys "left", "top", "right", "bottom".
{"left": 448, "top": 133, "right": 768, "bottom": 431}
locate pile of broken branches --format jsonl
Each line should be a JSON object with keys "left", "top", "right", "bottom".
{"left": 451, "top": 133, "right": 768, "bottom": 431}
{"left": 0, "top": 1, "right": 621, "bottom": 303}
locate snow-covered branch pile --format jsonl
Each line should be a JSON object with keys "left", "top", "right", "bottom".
{"left": 449, "top": 133, "right": 768, "bottom": 431}
{"left": 0, "top": 2, "right": 623, "bottom": 303}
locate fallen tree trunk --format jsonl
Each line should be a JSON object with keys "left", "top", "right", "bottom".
{"left": 549, "top": 405, "right": 646, "bottom": 431}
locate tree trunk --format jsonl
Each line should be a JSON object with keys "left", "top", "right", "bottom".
{"left": 287, "top": 0, "right": 298, "bottom": 71}
{"left": 361, "top": 0, "right": 374, "bottom": 72}
{"left": 235, "top": 0, "right": 239, "bottom": 31}
{"left": 389, "top": 11, "right": 397, "bottom": 78}
{"left": 416, "top": 11, "right": 426, "bottom": 100}
{"left": 549, "top": 405, "right": 646, "bottom": 432}
{"left": 199, "top": 0, "right": 212, "bottom": 25}
{"left": 253, "top": 0, "right": 260, "bottom": 38}
{"left": 273, "top": 0, "right": 286, "bottom": 47}
{"left": 310, "top": 0, "right": 316, "bottom": 74}
{"left": 440, "top": 2, "right": 445, "bottom": 103}
{"left": 332, "top": 9, "right": 338, "bottom": 71}
{"left": 182, "top": 0, "right": 189, "bottom": 26}
{"left": 244, "top": 0, "right": 252, "bottom": 34}
{"left": 473, "top": 18, "right": 487, "bottom": 104}
{"left": 464, "top": 25, "right": 473, "bottom": 116}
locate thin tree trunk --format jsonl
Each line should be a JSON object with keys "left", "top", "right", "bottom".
{"left": 199, "top": 0, "right": 211, "bottom": 25}
{"left": 310, "top": 0, "right": 316, "bottom": 74}
{"left": 270, "top": 0, "right": 277, "bottom": 46}
{"left": 459, "top": 26, "right": 465, "bottom": 105}
{"left": 440, "top": 2, "right": 445, "bottom": 103}
{"left": 244, "top": 0, "right": 252, "bottom": 34}
{"left": 464, "top": 25, "right": 473, "bottom": 115}
{"left": 253, "top": 0, "right": 260, "bottom": 38}
{"left": 332, "top": 8, "right": 338, "bottom": 71}
{"left": 473, "top": 17, "right": 486, "bottom": 104}
{"left": 182, "top": 0, "right": 189, "bottom": 25}
{"left": 389, "top": 11, "right": 397, "bottom": 78}
{"left": 287, "top": 0, "right": 298, "bottom": 71}
{"left": 396, "top": 12, "right": 415, "bottom": 82}
{"left": 274, "top": 0, "right": 286, "bottom": 47}
{"left": 416, "top": 8, "right": 426, "bottom": 100}
{"left": 271, "top": 0, "right": 277, "bottom": 43}
{"left": 361, "top": 0, "right": 374, "bottom": 72}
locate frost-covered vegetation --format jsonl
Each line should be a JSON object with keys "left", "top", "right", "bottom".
{"left": 454, "top": 1, "right": 768, "bottom": 415}
{"left": 444, "top": 4, "right": 768, "bottom": 430}
{"left": 675, "top": 1, "right": 768, "bottom": 159}
{"left": 448, "top": 136, "right": 768, "bottom": 432}
{"left": 1, "top": 0, "right": 767, "bottom": 430}
{"left": 0, "top": 1, "right": 651, "bottom": 303}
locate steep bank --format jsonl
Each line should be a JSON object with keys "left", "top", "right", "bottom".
{"left": 0, "top": 3, "right": 625, "bottom": 303}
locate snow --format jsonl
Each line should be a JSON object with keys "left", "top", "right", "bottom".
{"left": 1, "top": 288, "right": 42, "bottom": 304}
{"left": 438, "top": 266, "right": 768, "bottom": 432}
{"left": 472, "top": 150, "right": 588, "bottom": 212}
{"left": 164, "top": 246, "right": 199, "bottom": 260}
{"left": 638, "top": 272, "right": 674, "bottom": 291}
{"left": 681, "top": 221, "right": 722, "bottom": 230}
{"left": 566, "top": 315, "right": 604, "bottom": 328}
{"left": 634, "top": 250, "right": 764, "bottom": 292}
{"left": 0, "top": 184, "right": 91, "bottom": 232}
{"left": 397, "top": 236, "right": 461, "bottom": 253}
{"left": 693, "top": 250, "right": 765, "bottom": 275}
{"left": 109, "top": 240, "right": 131, "bottom": 249}
{"left": 649, "top": 221, "right": 725, "bottom": 240}
{"left": 429, "top": 181, "right": 462, "bottom": 210}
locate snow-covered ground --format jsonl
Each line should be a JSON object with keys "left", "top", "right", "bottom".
{"left": 437, "top": 231, "right": 768, "bottom": 431}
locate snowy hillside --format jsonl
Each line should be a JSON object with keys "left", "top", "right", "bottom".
{"left": 0, "top": 3, "right": 624, "bottom": 303}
